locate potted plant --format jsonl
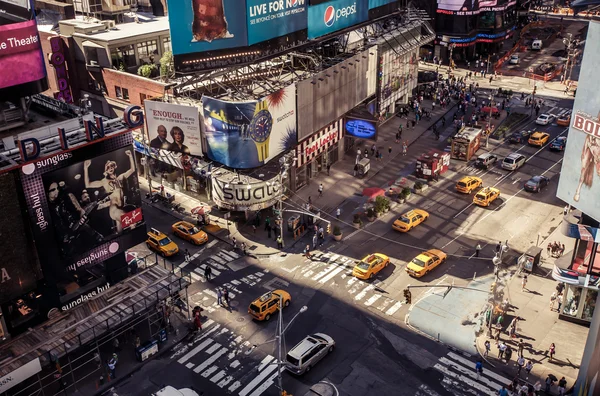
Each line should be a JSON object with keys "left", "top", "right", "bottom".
{"left": 374, "top": 196, "right": 388, "bottom": 216}
{"left": 333, "top": 226, "right": 343, "bottom": 241}
{"left": 414, "top": 181, "right": 424, "bottom": 194}
{"left": 402, "top": 187, "right": 412, "bottom": 201}
{"left": 367, "top": 208, "right": 376, "bottom": 222}
{"left": 353, "top": 214, "right": 363, "bottom": 228}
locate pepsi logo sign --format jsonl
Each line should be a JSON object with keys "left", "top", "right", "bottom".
{"left": 322, "top": 2, "right": 357, "bottom": 28}
{"left": 324, "top": 6, "right": 335, "bottom": 27}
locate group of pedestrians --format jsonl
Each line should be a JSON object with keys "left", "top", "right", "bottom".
{"left": 547, "top": 241, "right": 565, "bottom": 258}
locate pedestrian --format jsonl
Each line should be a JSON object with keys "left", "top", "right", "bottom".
{"left": 253, "top": 224, "right": 256, "bottom": 234}
{"left": 498, "top": 341, "right": 507, "bottom": 358}
{"left": 312, "top": 233, "right": 318, "bottom": 249}
{"left": 505, "top": 345, "right": 513, "bottom": 363}
{"left": 484, "top": 340, "right": 491, "bottom": 356}
{"left": 107, "top": 354, "right": 118, "bottom": 379}
{"left": 353, "top": 163, "right": 358, "bottom": 177}
{"left": 521, "top": 274, "right": 528, "bottom": 291}
{"left": 396, "top": 131, "right": 401, "bottom": 143}
{"left": 276, "top": 235, "right": 283, "bottom": 249}
{"left": 375, "top": 150, "right": 380, "bottom": 161}
{"left": 496, "top": 241, "right": 501, "bottom": 253}
{"left": 318, "top": 183, "right": 324, "bottom": 198}
{"left": 336, "top": 208, "right": 341, "bottom": 219}
{"left": 545, "top": 375, "right": 555, "bottom": 393}
{"left": 518, "top": 339, "right": 525, "bottom": 357}
{"left": 557, "top": 292, "right": 563, "bottom": 312}
{"left": 308, "top": 196, "right": 312, "bottom": 206}
{"left": 266, "top": 224, "right": 272, "bottom": 239}
{"left": 475, "top": 243, "right": 482, "bottom": 257}
{"left": 223, "top": 288, "right": 230, "bottom": 307}
{"left": 525, "top": 360, "right": 533, "bottom": 376}
{"left": 549, "top": 343, "right": 556, "bottom": 361}
{"left": 509, "top": 318, "right": 518, "bottom": 338}
{"left": 241, "top": 241, "right": 247, "bottom": 255}
{"left": 304, "top": 244, "right": 312, "bottom": 259}
{"left": 371, "top": 144, "right": 376, "bottom": 156}
{"left": 184, "top": 248, "right": 190, "bottom": 261}
{"left": 550, "top": 291, "right": 557, "bottom": 310}
{"left": 558, "top": 377, "right": 567, "bottom": 396}
{"left": 498, "top": 385, "right": 509, "bottom": 396}
{"left": 217, "top": 287, "right": 223, "bottom": 305}
{"left": 547, "top": 242, "right": 552, "bottom": 255}
{"left": 402, "top": 141, "right": 408, "bottom": 156}
{"left": 265, "top": 216, "right": 270, "bottom": 230}
{"left": 327, "top": 163, "right": 331, "bottom": 175}
{"left": 134, "top": 334, "right": 140, "bottom": 349}
{"left": 204, "top": 265, "right": 213, "bottom": 281}
{"left": 319, "top": 230, "right": 324, "bottom": 247}
{"left": 388, "top": 146, "right": 392, "bottom": 154}
{"left": 475, "top": 360, "right": 483, "bottom": 380}
{"left": 517, "top": 355, "right": 525, "bottom": 375}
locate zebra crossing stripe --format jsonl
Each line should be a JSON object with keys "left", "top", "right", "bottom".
{"left": 238, "top": 361, "right": 279, "bottom": 396}
{"left": 385, "top": 301, "right": 403, "bottom": 316}
{"left": 193, "top": 347, "right": 228, "bottom": 373}
{"left": 319, "top": 266, "right": 345, "bottom": 284}
{"left": 197, "top": 265, "right": 221, "bottom": 277}
{"left": 219, "top": 250, "right": 237, "bottom": 260}
{"left": 217, "top": 375, "right": 235, "bottom": 388}
{"left": 227, "top": 249, "right": 241, "bottom": 259}
{"left": 355, "top": 284, "right": 375, "bottom": 301}
{"left": 312, "top": 264, "right": 338, "bottom": 281}
{"left": 201, "top": 365, "right": 219, "bottom": 378}
{"left": 190, "top": 272, "right": 203, "bottom": 282}
{"left": 231, "top": 280, "right": 241, "bottom": 285}
{"left": 206, "top": 240, "right": 218, "bottom": 249}
{"left": 257, "top": 355, "right": 275, "bottom": 371}
{"left": 206, "top": 343, "right": 221, "bottom": 354}
{"left": 447, "top": 352, "right": 510, "bottom": 385}
{"left": 207, "top": 259, "right": 228, "bottom": 271}
{"left": 228, "top": 381, "right": 242, "bottom": 392}
{"left": 364, "top": 294, "right": 382, "bottom": 306}
{"left": 185, "top": 362, "right": 194, "bottom": 369}
{"left": 210, "top": 369, "right": 227, "bottom": 383}
{"left": 439, "top": 356, "right": 502, "bottom": 390}
{"left": 434, "top": 363, "right": 496, "bottom": 396}
{"left": 248, "top": 370, "right": 281, "bottom": 396}
{"left": 178, "top": 338, "right": 214, "bottom": 364}
{"left": 230, "top": 360, "right": 241, "bottom": 368}
{"left": 377, "top": 298, "right": 393, "bottom": 311}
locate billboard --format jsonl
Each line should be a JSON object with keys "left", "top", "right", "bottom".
{"left": 368, "top": 0, "right": 396, "bottom": 8}
{"left": 246, "top": 0, "right": 308, "bottom": 45}
{"left": 168, "top": 0, "right": 248, "bottom": 56}
{"left": 19, "top": 134, "right": 147, "bottom": 276}
{"left": 0, "top": 0, "right": 48, "bottom": 96}
{"left": 437, "top": 0, "right": 478, "bottom": 12}
{"left": 144, "top": 101, "right": 203, "bottom": 156}
{"left": 345, "top": 117, "right": 377, "bottom": 140}
{"left": 307, "top": 0, "right": 369, "bottom": 40}
{"left": 202, "top": 84, "right": 297, "bottom": 168}
{"left": 557, "top": 22, "right": 600, "bottom": 222}
{"left": 212, "top": 176, "right": 282, "bottom": 211}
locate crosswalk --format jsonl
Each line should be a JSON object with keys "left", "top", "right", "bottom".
{"left": 298, "top": 251, "right": 404, "bottom": 317}
{"left": 170, "top": 319, "right": 280, "bottom": 396}
{"left": 432, "top": 351, "right": 512, "bottom": 396}
{"left": 178, "top": 244, "right": 242, "bottom": 283}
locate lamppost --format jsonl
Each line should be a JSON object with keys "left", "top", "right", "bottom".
{"left": 487, "top": 241, "right": 509, "bottom": 337}
{"left": 561, "top": 33, "right": 574, "bottom": 85}
{"left": 530, "top": 85, "right": 537, "bottom": 117}
{"left": 275, "top": 154, "right": 295, "bottom": 248}
{"left": 449, "top": 43, "right": 456, "bottom": 70}
{"left": 485, "top": 94, "right": 495, "bottom": 148}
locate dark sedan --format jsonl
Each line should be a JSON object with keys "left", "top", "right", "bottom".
{"left": 509, "top": 130, "right": 533, "bottom": 144}
{"left": 524, "top": 176, "right": 549, "bottom": 192}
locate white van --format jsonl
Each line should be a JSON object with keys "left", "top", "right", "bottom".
{"left": 531, "top": 40, "right": 542, "bottom": 50}
{"left": 153, "top": 386, "right": 200, "bottom": 396}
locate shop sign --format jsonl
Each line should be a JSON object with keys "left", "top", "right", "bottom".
{"left": 60, "top": 283, "right": 111, "bottom": 311}
{"left": 211, "top": 177, "right": 281, "bottom": 211}
{"left": 0, "top": 358, "right": 42, "bottom": 394}
{"left": 304, "top": 129, "right": 339, "bottom": 157}
{"left": 49, "top": 37, "right": 73, "bottom": 104}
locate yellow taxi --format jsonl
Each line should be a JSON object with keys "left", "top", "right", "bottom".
{"left": 146, "top": 228, "right": 179, "bottom": 257}
{"left": 456, "top": 176, "right": 482, "bottom": 194}
{"left": 352, "top": 253, "right": 390, "bottom": 280}
{"left": 528, "top": 132, "right": 550, "bottom": 146}
{"left": 392, "top": 209, "right": 429, "bottom": 232}
{"left": 248, "top": 290, "right": 292, "bottom": 321}
{"left": 406, "top": 249, "right": 447, "bottom": 278}
{"left": 556, "top": 111, "right": 571, "bottom": 127}
{"left": 172, "top": 221, "right": 208, "bottom": 245}
{"left": 473, "top": 187, "right": 500, "bottom": 207}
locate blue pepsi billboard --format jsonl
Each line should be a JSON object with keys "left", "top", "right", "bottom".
{"left": 308, "top": 0, "right": 369, "bottom": 40}
{"left": 247, "top": 0, "right": 308, "bottom": 45}
{"left": 368, "top": 0, "right": 397, "bottom": 8}
{"left": 167, "top": 0, "right": 248, "bottom": 56}
{"left": 345, "top": 117, "right": 377, "bottom": 140}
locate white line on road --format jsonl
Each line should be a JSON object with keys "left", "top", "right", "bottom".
{"left": 178, "top": 338, "right": 213, "bottom": 364}
{"left": 439, "top": 357, "right": 501, "bottom": 390}
{"left": 364, "top": 294, "right": 382, "bottom": 306}
{"left": 355, "top": 284, "right": 375, "bottom": 301}
{"left": 217, "top": 375, "right": 235, "bottom": 388}
{"left": 206, "top": 240, "right": 218, "bottom": 249}
{"left": 193, "top": 347, "right": 228, "bottom": 373}
{"left": 257, "top": 355, "right": 275, "bottom": 372}
{"left": 319, "top": 266, "right": 345, "bottom": 284}
{"left": 238, "top": 362, "right": 279, "bottom": 396}
{"left": 210, "top": 369, "right": 227, "bottom": 383}
{"left": 385, "top": 301, "right": 403, "bottom": 316}
{"left": 248, "top": 370, "right": 281, "bottom": 396}
{"left": 447, "top": 352, "right": 511, "bottom": 385}
{"left": 201, "top": 365, "right": 218, "bottom": 378}
{"left": 434, "top": 363, "right": 496, "bottom": 396}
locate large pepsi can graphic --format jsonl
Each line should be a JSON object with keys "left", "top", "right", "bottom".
{"left": 308, "top": 0, "right": 369, "bottom": 40}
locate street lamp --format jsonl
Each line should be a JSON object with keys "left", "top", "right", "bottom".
{"left": 485, "top": 94, "right": 495, "bottom": 148}
{"left": 449, "top": 43, "right": 456, "bottom": 70}
{"left": 487, "top": 241, "right": 508, "bottom": 337}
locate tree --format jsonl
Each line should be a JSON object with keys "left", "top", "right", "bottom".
{"left": 159, "top": 51, "right": 174, "bottom": 81}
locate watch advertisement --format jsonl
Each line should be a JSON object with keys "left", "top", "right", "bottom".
{"left": 307, "top": 0, "right": 369, "bottom": 40}
{"left": 167, "top": 0, "right": 248, "bottom": 56}
{"left": 246, "top": 0, "right": 307, "bottom": 45}
{"left": 202, "top": 83, "right": 297, "bottom": 169}
{"left": 144, "top": 101, "right": 203, "bottom": 156}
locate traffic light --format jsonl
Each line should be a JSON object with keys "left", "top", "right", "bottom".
{"left": 326, "top": 223, "right": 331, "bottom": 234}
{"left": 533, "top": 86, "right": 537, "bottom": 95}
{"left": 403, "top": 288, "right": 411, "bottom": 304}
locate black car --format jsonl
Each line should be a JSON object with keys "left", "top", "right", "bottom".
{"left": 509, "top": 130, "right": 533, "bottom": 144}
{"left": 524, "top": 175, "right": 549, "bottom": 192}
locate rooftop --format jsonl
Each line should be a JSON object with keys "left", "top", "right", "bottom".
{"left": 69, "top": 15, "right": 169, "bottom": 42}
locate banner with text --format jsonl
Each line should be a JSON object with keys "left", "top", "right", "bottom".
{"left": 307, "top": 0, "right": 369, "bottom": 40}
{"left": 144, "top": 101, "right": 202, "bottom": 156}
{"left": 246, "top": 0, "right": 307, "bottom": 45}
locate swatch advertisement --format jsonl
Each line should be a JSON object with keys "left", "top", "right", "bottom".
{"left": 246, "top": 0, "right": 308, "bottom": 45}
{"left": 167, "top": 0, "right": 248, "bottom": 56}
{"left": 308, "top": 0, "right": 369, "bottom": 40}
{"left": 345, "top": 117, "right": 377, "bottom": 140}
{"left": 202, "top": 84, "right": 297, "bottom": 169}
{"left": 0, "top": 0, "right": 47, "bottom": 91}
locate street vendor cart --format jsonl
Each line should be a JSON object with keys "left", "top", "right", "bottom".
{"left": 357, "top": 158, "right": 370, "bottom": 178}
{"left": 518, "top": 246, "right": 543, "bottom": 273}
{"left": 415, "top": 150, "right": 450, "bottom": 181}
{"left": 451, "top": 126, "right": 483, "bottom": 161}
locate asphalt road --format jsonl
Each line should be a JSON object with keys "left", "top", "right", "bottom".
{"left": 111, "top": 95, "right": 575, "bottom": 396}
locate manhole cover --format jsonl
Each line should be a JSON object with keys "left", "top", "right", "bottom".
{"left": 236, "top": 317, "right": 245, "bottom": 322}
{"left": 230, "top": 301, "right": 240, "bottom": 307}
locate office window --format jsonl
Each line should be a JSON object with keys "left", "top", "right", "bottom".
{"left": 163, "top": 37, "right": 171, "bottom": 53}
{"left": 137, "top": 40, "right": 158, "bottom": 60}
{"left": 122, "top": 88, "right": 129, "bottom": 101}
{"left": 110, "top": 45, "right": 135, "bottom": 69}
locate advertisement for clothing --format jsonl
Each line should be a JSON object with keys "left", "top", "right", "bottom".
{"left": 246, "top": 0, "right": 307, "bottom": 45}
{"left": 557, "top": 22, "right": 600, "bottom": 223}
{"left": 144, "top": 101, "right": 203, "bottom": 156}
{"left": 307, "top": 0, "right": 369, "bottom": 40}
{"left": 202, "top": 84, "right": 297, "bottom": 169}
{"left": 167, "top": 0, "right": 248, "bottom": 56}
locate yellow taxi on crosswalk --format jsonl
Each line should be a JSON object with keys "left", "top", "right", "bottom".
{"left": 352, "top": 253, "right": 390, "bottom": 280}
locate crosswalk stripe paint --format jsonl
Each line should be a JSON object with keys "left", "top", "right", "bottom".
{"left": 206, "top": 343, "right": 221, "bottom": 354}
{"left": 238, "top": 361, "right": 279, "bottom": 396}
{"left": 196, "top": 266, "right": 221, "bottom": 277}
{"left": 377, "top": 298, "right": 393, "bottom": 311}
{"left": 218, "top": 252, "right": 235, "bottom": 262}
{"left": 231, "top": 280, "right": 241, "bottom": 285}
{"left": 230, "top": 360, "right": 241, "bottom": 368}
{"left": 447, "top": 352, "right": 511, "bottom": 385}
{"left": 185, "top": 362, "right": 194, "bottom": 369}
{"left": 206, "top": 240, "right": 218, "bottom": 249}
{"left": 227, "top": 249, "right": 241, "bottom": 259}
{"left": 212, "top": 255, "right": 227, "bottom": 264}
{"left": 312, "top": 264, "right": 338, "bottom": 281}
{"left": 207, "top": 259, "right": 228, "bottom": 271}
{"left": 355, "top": 285, "right": 375, "bottom": 301}
{"left": 365, "top": 294, "right": 382, "bottom": 306}
{"left": 257, "top": 355, "right": 275, "bottom": 371}
{"left": 434, "top": 363, "right": 496, "bottom": 396}
{"left": 193, "top": 347, "right": 228, "bottom": 373}
{"left": 329, "top": 254, "right": 340, "bottom": 262}
{"left": 203, "top": 289, "right": 218, "bottom": 299}
{"left": 385, "top": 301, "right": 403, "bottom": 315}
{"left": 178, "top": 338, "right": 214, "bottom": 364}
{"left": 228, "top": 381, "right": 242, "bottom": 392}
{"left": 247, "top": 369, "right": 281, "bottom": 396}
{"left": 347, "top": 277, "right": 358, "bottom": 286}
{"left": 319, "top": 266, "right": 345, "bottom": 284}
{"left": 439, "top": 357, "right": 502, "bottom": 390}
{"left": 190, "top": 272, "right": 203, "bottom": 282}
{"left": 210, "top": 369, "right": 227, "bottom": 383}
{"left": 218, "top": 375, "right": 235, "bottom": 388}
{"left": 201, "top": 365, "right": 219, "bottom": 378}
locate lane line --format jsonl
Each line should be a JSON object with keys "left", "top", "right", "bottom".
{"left": 247, "top": 370, "right": 281, "bottom": 396}
{"left": 434, "top": 363, "right": 496, "bottom": 396}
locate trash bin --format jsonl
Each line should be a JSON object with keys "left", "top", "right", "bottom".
{"left": 135, "top": 339, "right": 159, "bottom": 362}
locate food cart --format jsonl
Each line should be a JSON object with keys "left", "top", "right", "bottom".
{"left": 451, "top": 126, "right": 483, "bottom": 161}
{"left": 415, "top": 150, "right": 450, "bottom": 181}
{"left": 357, "top": 158, "right": 370, "bottom": 178}
{"left": 517, "top": 246, "right": 543, "bottom": 273}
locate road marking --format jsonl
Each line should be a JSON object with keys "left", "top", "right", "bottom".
{"left": 207, "top": 259, "right": 228, "bottom": 271}
{"left": 185, "top": 362, "right": 194, "bottom": 369}
{"left": 210, "top": 369, "right": 227, "bottom": 383}
{"left": 439, "top": 357, "right": 501, "bottom": 390}
{"left": 434, "top": 363, "right": 496, "bottom": 396}
{"left": 385, "top": 301, "right": 403, "bottom": 315}
{"left": 178, "top": 338, "right": 213, "bottom": 364}
{"left": 230, "top": 360, "right": 241, "bottom": 368}
{"left": 355, "top": 284, "right": 376, "bottom": 301}
{"left": 231, "top": 280, "right": 241, "bottom": 285}
{"left": 203, "top": 289, "right": 218, "bottom": 299}
{"left": 377, "top": 298, "right": 393, "bottom": 311}
{"left": 206, "top": 342, "right": 221, "bottom": 354}
{"left": 190, "top": 272, "right": 203, "bottom": 282}
{"left": 312, "top": 264, "right": 338, "bottom": 281}
{"left": 257, "top": 355, "right": 275, "bottom": 371}
{"left": 217, "top": 375, "right": 234, "bottom": 388}
{"left": 248, "top": 370, "right": 281, "bottom": 396}
{"left": 365, "top": 294, "right": 382, "bottom": 306}
{"left": 238, "top": 362, "right": 279, "bottom": 396}
{"left": 201, "top": 365, "right": 219, "bottom": 378}
{"left": 219, "top": 250, "right": 237, "bottom": 260}
{"left": 193, "top": 347, "right": 228, "bottom": 373}
{"left": 177, "top": 249, "right": 204, "bottom": 270}
{"left": 447, "top": 352, "right": 511, "bottom": 385}
{"left": 206, "top": 240, "right": 218, "bottom": 249}
{"left": 197, "top": 265, "right": 222, "bottom": 277}
{"left": 319, "top": 266, "right": 346, "bottom": 284}
{"left": 228, "top": 381, "right": 242, "bottom": 392}
{"left": 211, "top": 255, "right": 227, "bottom": 264}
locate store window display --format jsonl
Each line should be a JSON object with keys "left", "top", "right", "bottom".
{"left": 562, "top": 285, "right": 582, "bottom": 317}
{"left": 583, "top": 289, "right": 598, "bottom": 321}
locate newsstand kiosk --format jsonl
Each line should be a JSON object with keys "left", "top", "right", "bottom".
{"left": 415, "top": 150, "right": 450, "bottom": 181}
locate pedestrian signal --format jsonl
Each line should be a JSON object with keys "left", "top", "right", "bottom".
{"left": 403, "top": 289, "right": 411, "bottom": 304}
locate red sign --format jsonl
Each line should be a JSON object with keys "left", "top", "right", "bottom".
{"left": 573, "top": 113, "right": 600, "bottom": 137}
{"left": 120, "top": 208, "right": 143, "bottom": 229}
{"left": 304, "top": 129, "right": 338, "bottom": 157}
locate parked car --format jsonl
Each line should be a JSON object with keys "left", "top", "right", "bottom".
{"left": 509, "top": 54, "right": 519, "bottom": 64}
{"left": 508, "top": 130, "right": 533, "bottom": 144}
{"left": 474, "top": 153, "right": 498, "bottom": 169}
{"left": 285, "top": 333, "right": 335, "bottom": 375}
{"left": 550, "top": 136, "right": 567, "bottom": 151}
{"left": 535, "top": 114, "right": 555, "bottom": 125}
{"left": 502, "top": 153, "right": 527, "bottom": 170}
{"left": 524, "top": 175, "right": 549, "bottom": 192}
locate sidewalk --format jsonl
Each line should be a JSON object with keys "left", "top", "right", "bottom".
{"left": 474, "top": 218, "right": 588, "bottom": 395}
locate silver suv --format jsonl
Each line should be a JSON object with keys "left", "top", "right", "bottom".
{"left": 285, "top": 333, "right": 335, "bottom": 375}
{"left": 502, "top": 153, "right": 527, "bottom": 171}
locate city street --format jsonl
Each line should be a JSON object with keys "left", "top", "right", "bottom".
{"left": 108, "top": 91, "right": 576, "bottom": 396}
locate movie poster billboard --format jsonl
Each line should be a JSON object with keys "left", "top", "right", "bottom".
{"left": 167, "top": 0, "right": 248, "bottom": 57}
{"left": 246, "top": 0, "right": 308, "bottom": 45}
{"left": 144, "top": 101, "right": 202, "bottom": 156}
{"left": 307, "top": 0, "right": 369, "bottom": 40}
{"left": 202, "top": 84, "right": 297, "bottom": 169}
{"left": 557, "top": 22, "right": 600, "bottom": 223}
{"left": 0, "top": 0, "right": 48, "bottom": 96}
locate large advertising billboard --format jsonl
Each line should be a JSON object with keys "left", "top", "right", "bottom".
{"left": 437, "top": 0, "right": 479, "bottom": 12}
{"left": 0, "top": 0, "right": 48, "bottom": 96}
{"left": 308, "top": 0, "right": 369, "bottom": 40}
{"left": 246, "top": 0, "right": 308, "bottom": 45}
{"left": 168, "top": 0, "right": 249, "bottom": 56}
{"left": 202, "top": 84, "right": 297, "bottom": 169}
{"left": 368, "top": 0, "right": 397, "bottom": 8}
{"left": 557, "top": 22, "right": 600, "bottom": 223}
{"left": 144, "top": 101, "right": 203, "bottom": 156}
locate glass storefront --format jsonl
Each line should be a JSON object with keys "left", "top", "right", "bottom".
{"left": 561, "top": 284, "right": 598, "bottom": 322}
{"left": 295, "top": 142, "right": 339, "bottom": 190}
